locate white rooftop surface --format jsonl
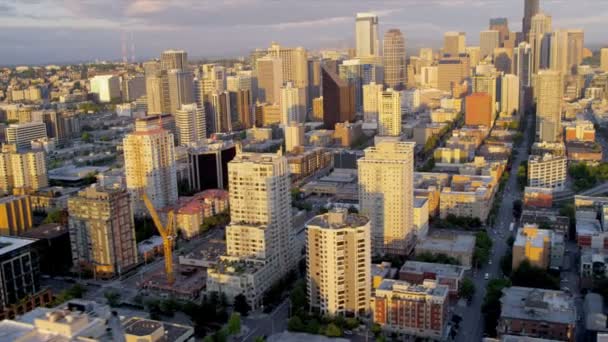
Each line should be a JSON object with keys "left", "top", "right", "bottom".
{"left": 0, "top": 236, "right": 35, "bottom": 255}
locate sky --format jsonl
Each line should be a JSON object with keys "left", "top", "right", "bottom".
{"left": 1, "top": 0, "right": 607, "bottom": 65}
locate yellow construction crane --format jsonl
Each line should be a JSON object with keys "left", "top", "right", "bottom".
{"left": 142, "top": 194, "right": 175, "bottom": 285}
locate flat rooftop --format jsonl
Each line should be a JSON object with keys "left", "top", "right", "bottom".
{"left": 122, "top": 317, "right": 193, "bottom": 341}
{"left": 500, "top": 287, "right": 576, "bottom": 325}
{"left": 307, "top": 210, "right": 369, "bottom": 230}
{"left": 0, "top": 236, "right": 36, "bottom": 256}
{"left": 416, "top": 232, "right": 476, "bottom": 254}
{"left": 377, "top": 279, "right": 448, "bottom": 298}
{"left": 400, "top": 261, "right": 466, "bottom": 278}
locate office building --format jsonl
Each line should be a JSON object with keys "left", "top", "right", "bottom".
{"left": 498, "top": 287, "right": 575, "bottom": 342}
{"left": 174, "top": 103, "right": 206, "bottom": 146}
{"left": 256, "top": 56, "right": 283, "bottom": 104}
{"left": 144, "top": 66, "right": 168, "bottom": 115}
{"left": 306, "top": 209, "right": 371, "bottom": 317}
{"left": 601, "top": 48, "right": 608, "bottom": 72}
{"left": 378, "top": 88, "right": 402, "bottom": 137}
{"left": 122, "top": 75, "right": 146, "bottom": 102}
{"left": 399, "top": 261, "right": 466, "bottom": 296}
{"left": 472, "top": 72, "right": 499, "bottom": 116}
{"left": 0, "top": 195, "right": 33, "bottom": 236}
{"left": 280, "top": 82, "right": 306, "bottom": 125}
{"left": 443, "top": 32, "right": 466, "bottom": 57}
{"left": 186, "top": 140, "right": 236, "bottom": 192}
{"left": 465, "top": 93, "right": 493, "bottom": 127}
{"left": 522, "top": 0, "right": 540, "bottom": 41}
{"left": 437, "top": 57, "right": 469, "bottom": 93}
{"left": 123, "top": 124, "right": 178, "bottom": 212}
{"left": 285, "top": 122, "right": 305, "bottom": 153}
{"left": 372, "top": 279, "right": 449, "bottom": 340}
{"left": 206, "top": 149, "right": 296, "bottom": 309}
{"left": 6, "top": 122, "right": 47, "bottom": 151}
{"left": 528, "top": 154, "right": 567, "bottom": 191}
{"left": 480, "top": 30, "right": 500, "bottom": 58}
{"left": 0, "top": 145, "right": 48, "bottom": 194}
{"left": 167, "top": 69, "right": 195, "bottom": 114}
{"left": 355, "top": 13, "right": 380, "bottom": 57}
{"left": 68, "top": 187, "right": 138, "bottom": 279}
{"left": 530, "top": 13, "right": 553, "bottom": 74}
{"left": 264, "top": 42, "right": 309, "bottom": 91}
{"left": 208, "top": 91, "right": 232, "bottom": 133}
{"left": 0, "top": 236, "right": 41, "bottom": 313}
{"left": 160, "top": 49, "right": 188, "bottom": 71}
{"left": 501, "top": 74, "right": 520, "bottom": 116}
{"left": 89, "top": 75, "right": 121, "bottom": 103}
{"left": 322, "top": 66, "right": 356, "bottom": 129}
{"left": 536, "top": 70, "right": 563, "bottom": 141}
{"left": 234, "top": 89, "right": 253, "bottom": 129}
{"left": 490, "top": 18, "right": 510, "bottom": 47}
{"left": 383, "top": 29, "right": 406, "bottom": 90}
{"left": 466, "top": 46, "right": 481, "bottom": 68}
{"left": 363, "top": 82, "right": 383, "bottom": 122}
{"left": 358, "top": 140, "right": 415, "bottom": 255}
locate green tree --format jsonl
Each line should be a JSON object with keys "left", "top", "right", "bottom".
{"left": 501, "top": 250, "right": 513, "bottom": 276}
{"left": 43, "top": 209, "right": 66, "bottom": 224}
{"left": 474, "top": 231, "right": 493, "bottom": 267}
{"left": 81, "top": 132, "right": 92, "bottom": 142}
{"left": 511, "top": 260, "right": 559, "bottom": 290}
{"left": 371, "top": 323, "right": 382, "bottom": 336}
{"left": 233, "top": 294, "right": 251, "bottom": 316}
{"left": 459, "top": 277, "right": 476, "bottom": 301}
{"left": 227, "top": 313, "right": 241, "bottom": 335}
{"left": 289, "top": 281, "right": 307, "bottom": 314}
{"left": 482, "top": 278, "right": 511, "bottom": 336}
{"left": 104, "top": 291, "right": 121, "bottom": 307}
{"left": 324, "top": 323, "right": 342, "bottom": 337}
{"left": 253, "top": 337, "right": 266, "bottom": 342}
{"left": 288, "top": 316, "right": 305, "bottom": 332}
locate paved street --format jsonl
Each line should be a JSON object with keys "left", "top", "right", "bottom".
{"left": 455, "top": 114, "right": 533, "bottom": 342}
{"left": 242, "top": 299, "right": 291, "bottom": 342}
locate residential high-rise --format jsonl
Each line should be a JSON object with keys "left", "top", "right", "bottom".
{"left": 206, "top": 149, "right": 296, "bottom": 308}
{"left": 235, "top": 89, "right": 253, "bottom": 129}
{"left": 307, "top": 209, "right": 371, "bottom": 317}
{"left": 0, "top": 144, "right": 48, "bottom": 194}
{"left": 383, "top": 29, "right": 406, "bottom": 90}
{"left": 338, "top": 59, "right": 382, "bottom": 111}
{"left": 256, "top": 56, "right": 283, "bottom": 104}
{"left": 522, "top": 0, "right": 540, "bottom": 42}
{"left": 123, "top": 124, "right": 178, "bottom": 212}
{"left": 267, "top": 42, "right": 309, "bottom": 90}
{"left": 0, "top": 195, "right": 33, "bottom": 236}
{"left": 90, "top": 75, "right": 121, "bottom": 103}
{"left": 209, "top": 92, "right": 232, "bottom": 133}
{"left": 68, "top": 186, "right": 138, "bottom": 279}
{"left": 280, "top": 82, "right": 306, "bottom": 125}
{"left": 285, "top": 122, "right": 306, "bottom": 153}
{"left": 501, "top": 74, "right": 520, "bottom": 117}
{"left": 530, "top": 13, "right": 553, "bottom": 74}
{"left": 5, "top": 122, "right": 47, "bottom": 151}
{"left": 515, "top": 42, "right": 533, "bottom": 112}
{"left": 167, "top": 69, "right": 195, "bottom": 115}
{"left": 480, "top": 30, "right": 500, "bottom": 58}
{"left": 601, "top": 48, "right": 608, "bottom": 72}
{"left": 144, "top": 66, "right": 167, "bottom": 115}
{"left": 160, "top": 50, "right": 188, "bottom": 71}
{"left": 536, "top": 70, "right": 563, "bottom": 141}
{"left": 355, "top": 13, "right": 380, "bottom": 58}
{"left": 358, "top": 140, "right": 415, "bottom": 255}
{"left": 378, "top": 88, "right": 402, "bottom": 137}
{"left": 322, "top": 66, "right": 356, "bottom": 129}
{"left": 465, "top": 93, "right": 493, "bottom": 127}
{"left": 443, "top": 32, "right": 466, "bottom": 57}
{"left": 174, "top": 103, "right": 206, "bottom": 146}
{"left": 122, "top": 75, "right": 146, "bottom": 102}
{"left": 363, "top": 82, "right": 384, "bottom": 122}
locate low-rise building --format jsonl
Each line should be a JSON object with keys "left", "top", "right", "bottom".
{"left": 175, "top": 189, "right": 229, "bottom": 239}
{"left": 512, "top": 225, "right": 555, "bottom": 270}
{"left": 372, "top": 279, "right": 449, "bottom": 340}
{"left": 287, "top": 147, "right": 332, "bottom": 182}
{"left": 440, "top": 175, "right": 495, "bottom": 221}
{"left": 524, "top": 187, "right": 554, "bottom": 208}
{"left": 398, "top": 261, "right": 466, "bottom": 296}
{"left": 565, "top": 141, "right": 603, "bottom": 162}
{"left": 527, "top": 154, "right": 567, "bottom": 191}
{"left": 498, "top": 287, "right": 576, "bottom": 342}
{"left": 415, "top": 231, "right": 476, "bottom": 268}
{"left": 521, "top": 209, "right": 570, "bottom": 239}
{"left": 372, "top": 262, "right": 397, "bottom": 290}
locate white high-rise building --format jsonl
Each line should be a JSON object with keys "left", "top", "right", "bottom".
{"left": 480, "top": 30, "right": 500, "bottom": 59}
{"left": 280, "top": 82, "right": 306, "bottom": 125}
{"left": 363, "top": 82, "right": 383, "bottom": 122}
{"left": 420, "top": 66, "right": 438, "bottom": 89}
{"left": 5, "top": 122, "right": 47, "bottom": 151}
{"left": 306, "top": 209, "right": 371, "bottom": 317}
{"left": 174, "top": 103, "right": 206, "bottom": 146}
{"left": 355, "top": 13, "right": 380, "bottom": 58}
{"left": 0, "top": 144, "right": 48, "bottom": 194}
{"left": 358, "top": 140, "right": 415, "bottom": 255}
{"left": 123, "top": 124, "right": 178, "bottom": 212}
{"left": 501, "top": 74, "right": 520, "bottom": 117}
{"left": 285, "top": 122, "right": 305, "bottom": 153}
{"left": 378, "top": 89, "right": 402, "bottom": 137}
{"left": 90, "top": 75, "right": 121, "bottom": 103}
{"left": 207, "top": 149, "right": 296, "bottom": 309}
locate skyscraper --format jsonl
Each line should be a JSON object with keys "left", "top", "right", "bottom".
{"left": 443, "top": 32, "right": 466, "bottom": 57}
{"left": 280, "top": 82, "right": 306, "bottom": 125}
{"left": 489, "top": 18, "right": 510, "bottom": 46}
{"left": 601, "top": 48, "right": 608, "bottom": 73}
{"left": 522, "top": 0, "right": 540, "bottom": 42}
{"left": 536, "top": 70, "right": 563, "bottom": 142}
{"left": 383, "top": 29, "right": 406, "bottom": 90}
{"left": 235, "top": 89, "right": 253, "bottom": 129}
{"left": 378, "top": 88, "right": 402, "bottom": 137}
{"left": 160, "top": 50, "right": 188, "bottom": 71}
{"left": 306, "top": 209, "right": 371, "bottom": 317}
{"left": 355, "top": 13, "right": 380, "bottom": 58}
{"left": 501, "top": 74, "right": 520, "bottom": 117}
{"left": 472, "top": 72, "right": 500, "bottom": 116}
{"left": 68, "top": 186, "right": 138, "bottom": 279}
{"left": 437, "top": 57, "right": 470, "bottom": 93}
{"left": 123, "top": 124, "right": 178, "bottom": 212}
{"left": 174, "top": 103, "right": 206, "bottom": 146}
{"left": 0, "top": 144, "right": 48, "bottom": 194}
{"left": 530, "top": 13, "right": 553, "bottom": 74}
{"left": 6, "top": 122, "right": 47, "bottom": 151}
{"left": 206, "top": 149, "right": 296, "bottom": 308}
{"left": 209, "top": 92, "right": 232, "bottom": 133}
{"left": 363, "top": 82, "right": 384, "bottom": 123}
{"left": 480, "top": 30, "right": 500, "bottom": 58}
{"left": 167, "top": 69, "right": 195, "bottom": 115}
{"left": 144, "top": 61, "right": 167, "bottom": 115}
{"left": 256, "top": 56, "right": 283, "bottom": 104}
{"left": 267, "top": 42, "right": 309, "bottom": 90}
{"left": 322, "top": 66, "right": 356, "bottom": 129}
{"left": 89, "top": 75, "right": 121, "bottom": 103}
{"left": 358, "top": 140, "right": 415, "bottom": 255}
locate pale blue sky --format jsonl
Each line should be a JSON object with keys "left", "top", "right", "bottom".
{"left": 0, "top": 0, "right": 606, "bottom": 65}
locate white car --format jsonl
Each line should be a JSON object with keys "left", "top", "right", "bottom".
{"left": 484, "top": 273, "right": 490, "bottom": 280}
{"left": 488, "top": 260, "right": 493, "bottom": 265}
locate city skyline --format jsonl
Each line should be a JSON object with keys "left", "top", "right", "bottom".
{"left": 1, "top": 0, "right": 607, "bottom": 65}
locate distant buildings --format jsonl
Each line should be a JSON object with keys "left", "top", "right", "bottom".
{"left": 322, "top": 66, "right": 356, "bottom": 129}
{"left": 0, "top": 144, "right": 48, "bottom": 194}
{"left": 443, "top": 32, "right": 466, "bottom": 57}
{"left": 256, "top": 56, "right": 283, "bottom": 104}
{"left": 383, "top": 29, "right": 406, "bottom": 90}
{"left": 378, "top": 88, "right": 402, "bottom": 137}
{"left": 0, "top": 195, "right": 33, "bottom": 236}
{"left": 355, "top": 13, "right": 380, "bottom": 58}
{"left": 68, "top": 187, "right": 138, "bottom": 279}
{"left": 174, "top": 103, "right": 206, "bottom": 146}
{"left": 89, "top": 75, "right": 120, "bottom": 103}
{"left": 306, "top": 209, "right": 371, "bottom": 317}
{"left": 5, "top": 122, "right": 47, "bottom": 151}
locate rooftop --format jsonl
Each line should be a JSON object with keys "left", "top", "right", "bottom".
{"left": 416, "top": 231, "right": 476, "bottom": 254}
{"left": 377, "top": 279, "right": 449, "bottom": 298}
{"left": 123, "top": 317, "right": 193, "bottom": 341}
{"left": 400, "top": 261, "right": 466, "bottom": 278}
{"left": 307, "top": 208, "right": 369, "bottom": 230}
{"left": 0, "top": 236, "right": 36, "bottom": 256}
{"left": 500, "top": 287, "right": 576, "bottom": 325}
